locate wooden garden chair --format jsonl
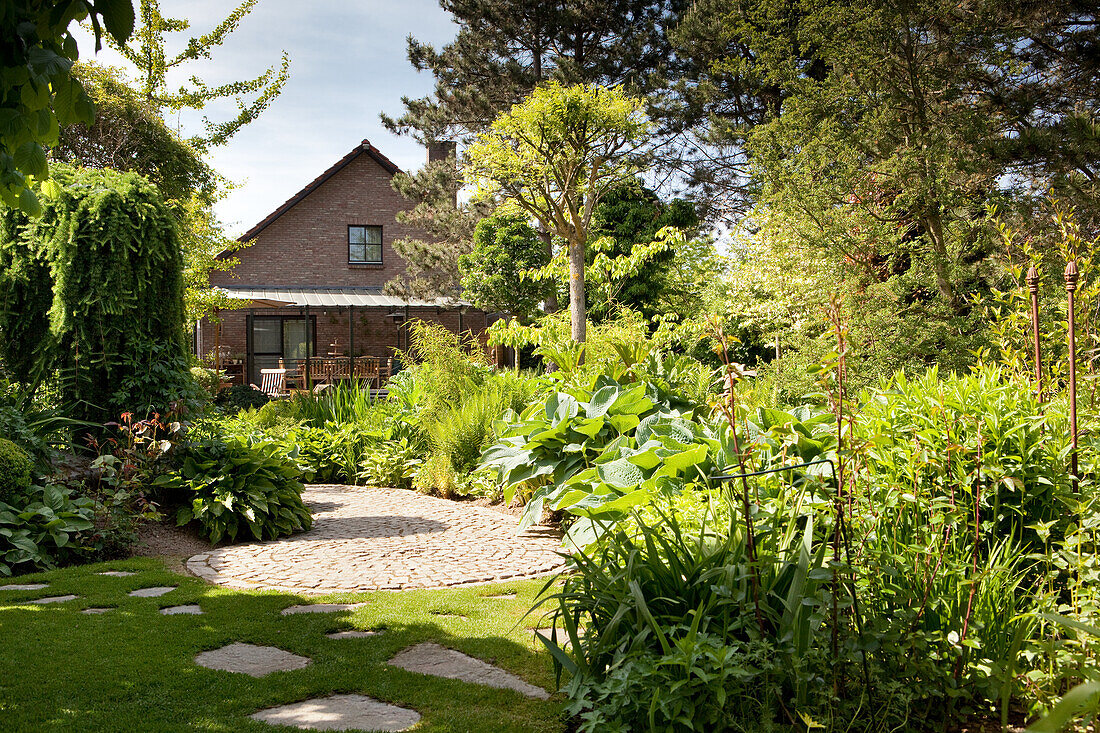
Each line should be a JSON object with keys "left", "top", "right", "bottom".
{"left": 253, "top": 368, "right": 288, "bottom": 398}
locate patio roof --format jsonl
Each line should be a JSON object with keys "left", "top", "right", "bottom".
{"left": 213, "top": 285, "right": 466, "bottom": 309}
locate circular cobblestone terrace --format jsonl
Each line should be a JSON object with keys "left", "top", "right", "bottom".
{"left": 186, "top": 485, "right": 566, "bottom": 594}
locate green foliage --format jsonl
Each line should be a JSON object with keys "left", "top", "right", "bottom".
{"left": 358, "top": 439, "right": 421, "bottom": 491}
{"left": 214, "top": 384, "right": 269, "bottom": 412}
{"left": 0, "top": 164, "right": 192, "bottom": 422}
{"left": 459, "top": 213, "right": 551, "bottom": 321}
{"left": 0, "top": 483, "right": 95, "bottom": 575}
{"left": 481, "top": 374, "right": 719, "bottom": 545}
{"left": 856, "top": 366, "right": 1064, "bottom": 545}
{"left": 111, "top": 0, "right": 289, "bottom": 153}
{"left": 588, "top": 184, "right": 702, "bottom": 321}
{"left": 538, "top": 497, "right": 832, "bottom": 732}
{"left": 413, "top": 456, "right": 502, "bottom": 501}
{"left": 397, "top": 320, "right": 492, "bottom": 424}
{"left": 291, "top": 380, "right": 383, "bottom": 428}
{"left": 0, "top": 0, "right": 134, "bottom": 214}
{"left": 465, "top": 81, "right": 652, "bottom": 343}
{"left": 188, "top": 366, "right": 218, "bottom": 399}
{"left": 54, "top": 62, "right": 214, "bottom": 204}
{"left": 162, "top": 436, "right": 311, "bottom": 545}
{"left": 531, "top": 362, "right": 1095, "bottom": 730}
{"left": 0, "top": 379, "right": 84, "bottom": 467}
{"left": 0, "top": 439, "right": 33, "bottom": 503}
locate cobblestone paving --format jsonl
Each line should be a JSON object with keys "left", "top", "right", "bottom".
{"left": 186, "top": 485, "right": 565, "bottom": 594}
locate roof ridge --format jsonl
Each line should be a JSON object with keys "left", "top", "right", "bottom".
{"left": 234, "top": 140, "right": 403, "bottom": 244}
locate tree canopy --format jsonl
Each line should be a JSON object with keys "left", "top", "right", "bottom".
{"left": 465, "top": 82, "right": 651, "bottom": 343}
{"left": 0, "top": 164, "right": 192, "bottom": 421}
{"left": 459, "top": 212, "right": 551, "bottom": 321}
{"left": 0, "top": 0, "right": 135, "bottom": 214}
{"left": 110, "top": 0, "right": 290, "bottom": 153}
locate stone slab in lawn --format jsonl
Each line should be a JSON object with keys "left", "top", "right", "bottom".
{"left": 98, "top": 571, "right": 137, "bottom": 577}
{"left": 281, "top": 603, "right": 367, "bottom": 615}
{"left": 1, "top": 583, "right": 48, "bottom": 591}
{"left": 251, "top": 694, "right": 420, "bottom": 731}
{"left": 129, "top": 586, "right": 176, "bottom": 598}
{"left": 326, "top": 630, "right": 381, "bottom": 639}
{"left": 82, "top": 608, "right": 113, "bottom": 614}
{"left": 388, "top": 642, "right": 548, "bottom": 699}
{"left": 195, "top": 643, "right": 310, "bottom": 677}
{"left": 29, "top": 595, "right": 79, "bottom": 604}
{"left": 161, "top": 604, "right": 203, "bottom": 615}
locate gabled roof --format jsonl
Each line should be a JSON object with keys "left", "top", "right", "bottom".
{"left": 236, "top": 139, "right": 402, "bottom": 243}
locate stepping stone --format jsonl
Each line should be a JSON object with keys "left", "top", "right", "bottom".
{"left": 484, "top": 593, "right": 516, "bottom": 599}
{"left": 128, "top": 586, "right": 176, "bottom": 598}
{"left": 160, "top": 604, "right": 203, "bottom": 615}
{"left": 97, "top": 571, "right": 136, "bottom": 577}
{"left": 1, "top": 584, "right": 48, "bottom": 591}
{"left": 82, "top": 608, "right": 113, "bottom": 614}
{"left": 195, "top": 643, "right": 310, "bottom": 677}
{"left": 388, "top": 642, "right": 549, "bottom": 699}
{"left": 281, "top": 603, "right": 367, "bottom": 615}
{"left": 251, "top": 694, "right": 420, "bottom": 732}
{"left": 29, "top": 595, "right": 79, "bottom": 604}
{"left": 430, "top": 611, "right": 467, "bottom": 620}
{"left": 533, "top": 626, "right": 585, "bottom": 648}
{"left": 326, "top": 630, "right": 381, "bottom": 639}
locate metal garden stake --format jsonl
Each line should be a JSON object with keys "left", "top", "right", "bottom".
{"left": 1065, "top": 260, "right": 1079, "bottom": 493}
{"left": 1027, "top": 265, "right": 1042, "bottom": 398}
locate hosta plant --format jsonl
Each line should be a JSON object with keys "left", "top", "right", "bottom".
{"left": 159, "top": 437, "right": 312, "bottom": 544}
{"left": 0, "top": 484, "right": 94, "bottom": 575}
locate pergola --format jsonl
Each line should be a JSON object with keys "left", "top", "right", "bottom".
{"left": 204, "top": 286, "right": 470, "bottom": 388}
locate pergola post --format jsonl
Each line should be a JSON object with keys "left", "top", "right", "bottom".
{"left": 348, "top": 305, "right": 355, "bottom": 382}
{"left": 303, "top": 303, "right": 312, "bottom": 390}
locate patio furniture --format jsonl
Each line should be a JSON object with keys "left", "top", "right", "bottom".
{"left": 253, "top": 368, "right": 288, "bottom": 398}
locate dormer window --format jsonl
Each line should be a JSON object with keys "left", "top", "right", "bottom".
{"left": 348, "top": 225, "right": 382, "bottom": 264}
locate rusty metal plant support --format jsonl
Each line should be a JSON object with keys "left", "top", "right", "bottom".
{"left": 1027, "top": 265, "right": 1042, "bottom": 399}
{"left": 1065, "top": 261, "right": 1080, "bottom": 493}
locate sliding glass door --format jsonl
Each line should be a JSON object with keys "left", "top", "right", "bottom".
{"left": 249, "top": 316, "right": 315, "bottom": 385}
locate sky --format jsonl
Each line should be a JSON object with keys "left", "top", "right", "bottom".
{"left": 74, "top": 0, "right": 457, "bottom": 237}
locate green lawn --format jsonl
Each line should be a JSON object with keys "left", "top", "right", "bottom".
{"left": 0, "top": 558, "right": 565, "bottom": 732}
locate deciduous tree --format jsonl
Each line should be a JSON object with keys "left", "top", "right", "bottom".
{"left": 465, "top": 82, "right": 651, "bottom": 344}
{"left": 110, "top": 0, "right": 289, "bottom": 152}
{"left": 458, "top": 212, "right": 551, "bottom": 321}
{"left": 0, "top": 0, "right": 134, "bottom": 213}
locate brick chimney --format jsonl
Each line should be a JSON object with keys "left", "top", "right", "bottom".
{"left": 427, "top": 140, "right": 456, "bottom": 165}
{"left": 427, "top": 140, "right": 458, "bottom": 207}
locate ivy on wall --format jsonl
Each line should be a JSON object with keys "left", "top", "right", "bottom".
{"left": 0, "top": 164, "right": 193, "bottom": 422}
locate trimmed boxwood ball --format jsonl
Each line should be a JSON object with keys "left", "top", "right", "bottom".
{"left": 0, "top": 438, "right": 32, "bottom": 502}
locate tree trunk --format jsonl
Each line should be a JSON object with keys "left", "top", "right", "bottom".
{"left": 539, "top": 229, "right": 558, "bottom": 313}
{"left": 924, "top": 210, "right": 959, "bottom": 312}
{"left": 568, "top": 235, "right": 586, "bottom": 344}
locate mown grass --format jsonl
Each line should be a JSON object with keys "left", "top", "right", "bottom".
{"left": 0, "top": 558, "right": 564, "bottom": 732}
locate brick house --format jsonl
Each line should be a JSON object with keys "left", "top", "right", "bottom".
{"left": 195, "top": 139, "right": 487, "bottom": 385}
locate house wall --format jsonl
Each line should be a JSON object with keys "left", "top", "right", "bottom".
{"left": 210, "top": 151, "right": 418, "bottom": 289}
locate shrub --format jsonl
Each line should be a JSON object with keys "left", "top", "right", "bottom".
{"left": 159, "top": 437, "right": 312, "bottom": 544}
{"left": 190, "top": 366, "right": 219, "bottom": 398}
{"left": 0, "top": 438, "right": 32, "bottom": 502}
{"left": 0, "top": 484, "right": 94, "bottom": 575}
{"left": 215, "top": 384, "right": 269, "bottom": 412}
{"left": 359, "top": 439, "right": 421, "bottom": 490}
{"left": 0, "top": 164, "right": 192, "bottom": 423}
